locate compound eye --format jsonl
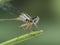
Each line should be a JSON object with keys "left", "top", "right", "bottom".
{"left": 34, "top": 20, "right": 37, "bottom": 22}
{"left": 34, "top": 17, "right": 40, "bottom": 24}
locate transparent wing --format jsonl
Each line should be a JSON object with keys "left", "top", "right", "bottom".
{"left": 25, "top": 13, "right": 32, "bottom": 19}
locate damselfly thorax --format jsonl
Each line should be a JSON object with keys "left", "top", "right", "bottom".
{"left": 25, "top": 16, "right": 39, "bottom": 24}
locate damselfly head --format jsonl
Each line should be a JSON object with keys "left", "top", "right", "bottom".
{"left": 32, "top": 16, "right": 40, "bottom": 24}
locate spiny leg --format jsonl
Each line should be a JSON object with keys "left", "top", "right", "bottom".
{"left": 24, "top": 24, "right": 30, "bottom": 32}
{"left": 34, "top": 24, "right": 39, "bottom": 30}
{"left": 18, "top": 22, "right": 30, "bottom": 32}
{"left": 18, "top": 23, "right": 27, "bottom": 32}
{"left": 18, "top": 23, "right": 27, "bottom": 28}
{"left": 29, "top": 24, "right": 32, "bottom": 31}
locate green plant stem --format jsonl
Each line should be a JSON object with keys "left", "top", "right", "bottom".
{"left": 0, "top": 30, "right": 43, "bottom": 45}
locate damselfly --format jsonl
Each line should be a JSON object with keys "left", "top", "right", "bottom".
{"left": 0, "top": 13, "right": 40, "bottom": 31}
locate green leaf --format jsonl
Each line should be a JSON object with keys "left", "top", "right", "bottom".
{"left": 0, "top": 30, "right": 43, "bottom": 45}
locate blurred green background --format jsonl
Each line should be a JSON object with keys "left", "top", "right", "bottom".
{"left": 0, "top": 0, "right": 60, "bottom": 45}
